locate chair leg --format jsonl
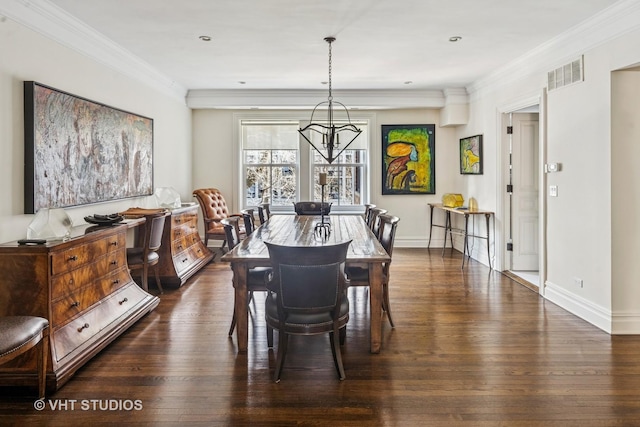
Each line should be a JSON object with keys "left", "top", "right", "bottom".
{"left": 274, "top": 330, "right": 288, "bottom": 383}
{"left": 154, "top": 266, "right": 163, "bottom": 294}
{"left": 37, "top": 328, "right": 49, "bottom": 399}
{"left": 329, "top": 326, "right": 346, "bottom": 380}
{"left": 267, "top": 325, "right": 274, "bottom": 348}
{"left": 228, "top": 307, "right": 236, "bottom": 336}
{"left": 141, "top": 264, "right": 149, "bottom": 292}
{"left": 339, "top": 325, "right": 347, "bottom": 345}
{"left": 383, "top": 283, "right": 395, "bottom": 328}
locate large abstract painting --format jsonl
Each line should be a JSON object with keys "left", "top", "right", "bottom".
{"left": 24, "top": 82, "right": 154, "bottom": 214}
{"left": 382, "top": 124, "right": 435, "bottom": 194}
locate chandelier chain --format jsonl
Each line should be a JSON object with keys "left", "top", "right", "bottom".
{"left": 327, "top": 39, "right": 333, "bottom": 101}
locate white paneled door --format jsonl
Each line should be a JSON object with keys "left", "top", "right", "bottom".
{"left": 511, "top": 113, "right": 539, "bottom": 271}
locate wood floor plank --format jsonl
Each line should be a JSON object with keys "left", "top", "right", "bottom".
{"left": 2, "top": 247, "right": 640, "bottom": 426}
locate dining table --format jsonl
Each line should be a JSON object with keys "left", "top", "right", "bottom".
{"left": 220, "top": 214, "right": 391, "bottom": 354}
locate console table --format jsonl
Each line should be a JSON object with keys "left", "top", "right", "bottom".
{"left": 0, "top": 220, "right": 159, "bottom": 392}
{"left": 427, "top": 203, "right": 494, "bottom": 269}
{"left": 154, "top": 205, "right": 214, "bottom": 287}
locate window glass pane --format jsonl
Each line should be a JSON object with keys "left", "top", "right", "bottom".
{"left": 271, "top": 166, "right": 297, "bottom": 206}
{"left": 314, "top": 163, "right": 364, "bottom": 206}
{"left": 245, "top": 150, "right": 270, "bottom": 164}
{"left": 272, "top": 149, "right": 297, "bottom": 164}
{"left": 245, "top": 166, "right": 271, "bottom": 206}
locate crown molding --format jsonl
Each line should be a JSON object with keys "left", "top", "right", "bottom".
{"left": 0, "top": 0, "right": 187, "bottom": 101}
{"left": 467, "top": 0, "right": 640, "bottom": 95}
{"left": 186, "top": 89, "right": 446, "bottom": 109}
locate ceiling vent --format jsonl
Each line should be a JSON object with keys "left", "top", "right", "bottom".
{"left": 547, "top": 56, "right": 583, "bottom": 91}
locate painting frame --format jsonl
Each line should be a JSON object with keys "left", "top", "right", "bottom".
{"left": 381, "top": 124, "right": 436, "bottom": 195}
{"left": 24, "top": 81, "right": 154, "bottom": 214}
{"left": 459, "top": 134, "right": 483, "bottom": 175}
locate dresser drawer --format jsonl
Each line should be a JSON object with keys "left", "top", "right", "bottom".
{"left": 174, "top": 245, "right": 206, "bottom": 275}
{"left": 51, "top": 250, "right": 126, "bottom": 300}
{"left": 51, "top": 267, "right": 131, "bottom": 327}
{"left": 51, "top": 233, "right": 125, "bottom": 275}
{"left": 52, "top": 284, "right": 150, "bottom": 362}
{"left": 171, "top": 215, "right": 198, "bottom": 241}
{"left": 171, "top": 232, "right": 200, "bottom": 254}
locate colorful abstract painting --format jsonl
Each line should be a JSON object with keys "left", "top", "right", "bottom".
{"left": 459, "top": 134, "right": 483, "bottom": 175}
{"left": 382, "top": 124, "right": 435, "bottom": 194}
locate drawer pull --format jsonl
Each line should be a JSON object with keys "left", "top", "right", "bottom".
{"left": 112, "top": 279, "right": 120, "bottom": 285}
{"left": 177, "top": 245, "right": 183, "bottom": 250}
{"left": 119, "top": 297, "right": 128, "bottom": 305}
{"left": 68, "top": 255, "right": 78, "bottom": 261}
{"left": 70, "top": 301, "right": 80, "bottom": 308}
{"left": 182, "top": 258, "right": 188, "bottom": 263}
{"left": 110, "top": 260, "right": 118, "bottom": 266}
{"left": 110, "top": 241, "right": 118, "bottom": 246}
{"left": 77, "top": 323, "right": 90, "bottom": 332}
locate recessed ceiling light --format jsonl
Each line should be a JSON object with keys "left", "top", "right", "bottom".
{"left": 449, "top": 36, "right": 462, "bottom": 42}
{"left": 199, "top": 35, "right": 211, "bottom": 42}
{"left": 404, "top": 81, "right": 413, "bottom": 85}
{"left": 238, "top": 81, "right": 246, "bottom": 85}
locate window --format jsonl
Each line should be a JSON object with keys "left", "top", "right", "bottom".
{"left": 310, "top": 122, "right": 368, "bottom": 209}
{"left": 242, "top": 122, "right": 299, "bottom": 208}
{"left": 240, "top": 116, "right": 370, "bottom": 212}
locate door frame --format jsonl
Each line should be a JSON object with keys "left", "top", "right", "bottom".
{"left": 496, "top": 91, "right": 547, "bottom": 295}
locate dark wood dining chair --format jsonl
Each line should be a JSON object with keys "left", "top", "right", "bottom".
{"left": 363, "top": 203, "right": 376, "bottom": 224}
{"left": 127, "top": 211, "right": 169, "bottom": 293}
{"left": 221, "top": 217, "right": 271, "bottom": 336}
{"left": 0, "top": 316, "right": 49, "bottom": 398}
{"left": 293, "top": 201, "right": 332, "bottom": 216}
{"left": 346, "top": 214, "right": 399, "bottom": 327}
{"left": 264, "top": 240, "right": 352, "bottom": 382}
{"left": 258, "top": 203, "right": 271, "bottom": 224}
{"left": 241, "top": 208, "right": 257, "bottom": 235}
{"left": 367, "top": 207, "right": 388, "bottom": 237}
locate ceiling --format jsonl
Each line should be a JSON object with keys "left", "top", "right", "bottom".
{"left": 43, "top": 0, "right": 620, "bottom": 93}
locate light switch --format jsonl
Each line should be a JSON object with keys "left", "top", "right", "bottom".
{"left": 549, "top": 185, "right": 558, "bottom": 197}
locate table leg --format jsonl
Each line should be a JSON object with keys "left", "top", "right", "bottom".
{"left": 427, "top": 204, "right": 434, "bottom": 248}
{"left": 442, "top": 211, "right": 451, "bottom": 258}
{"left": 485, "top": 213, "right": 492, "bottom": 270}
{"left": 461, "top": 214, "right": 470, "bottom": 269}
{"left": 231, "top": 263, "right": 249, "bottom": 353}
{"left": 368, "top": 262, "right": 384, "bottom": 354}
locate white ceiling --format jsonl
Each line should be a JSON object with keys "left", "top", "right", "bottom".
{"left": 42, "top": 0, "right": 620, "bottom": 92}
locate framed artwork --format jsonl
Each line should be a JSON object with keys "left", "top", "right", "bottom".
{"left": 382, "top": 124, "right": 435, "bottom": 195}
{"left": 24, "top": 81, "right": 154, "bottom": 214}
{"left": 460, "top": 134, "right": 483, "bottom": 175}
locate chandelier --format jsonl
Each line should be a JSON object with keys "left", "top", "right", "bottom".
{"left": 299, "top": 37, "right": 362, "bottom": 164}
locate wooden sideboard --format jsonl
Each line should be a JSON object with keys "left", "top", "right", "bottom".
{"left": 0, "top": 220, "right": 159, "bottom": 392}
{"left": 154, "top": 205, "right": 214, "bottom": 287}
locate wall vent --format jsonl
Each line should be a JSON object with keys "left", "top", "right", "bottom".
{"left": 547, "top": 56, "right": 583, "bottom": 91}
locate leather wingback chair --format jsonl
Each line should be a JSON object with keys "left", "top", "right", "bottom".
{"left": 264, "top": 240, "right": 351, "bottom": 382}
{"left": 193, "top": 188, "right": 244, "bottom": 250}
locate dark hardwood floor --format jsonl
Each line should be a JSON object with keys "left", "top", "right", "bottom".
{"left": 2, "top": 248, "right": 640, "bottom": 426}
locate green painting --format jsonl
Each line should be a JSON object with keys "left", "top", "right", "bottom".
{"left": 382, "top": 124, "right": 435, "bottom": 194}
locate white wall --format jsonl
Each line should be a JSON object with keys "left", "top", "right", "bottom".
{"left": 462, "top": 26, "right": 640, "bottom": 332}
{"left": 0, "top": 18, "right": 192, "bottom": 243}
{"left": 191, "top": 108, "right": 460, "bottom": 247}
{"left": 611, "top": 68, "right": 640, "bottom": 332}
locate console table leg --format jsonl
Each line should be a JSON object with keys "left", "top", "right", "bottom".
{"left": 485, "top": 213, "right": 492, "bottom": 270}
{"left": 461, "top": 214, "right": 470, "bottom": 269}
{"left": 427, "top": 204, "right": 434, "bottom": 248}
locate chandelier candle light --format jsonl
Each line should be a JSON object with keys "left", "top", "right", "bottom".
{"left": 299, "top": 37, "right": 362, "bottom": 165}
{"left": 315, "top": 172, "right": 331, "bottom": 238}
